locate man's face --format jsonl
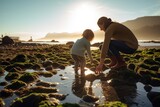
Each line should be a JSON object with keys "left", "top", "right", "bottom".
{"left": 98, "top": 23, "right": 105, "bottom": 31}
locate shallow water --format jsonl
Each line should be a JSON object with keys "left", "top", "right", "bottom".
{"left": 1, "top": 66, "right": 160, "bottom": 107}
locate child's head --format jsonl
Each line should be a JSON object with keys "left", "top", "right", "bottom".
{"left": 97, "top": 16, "right": 112, "bottom": 31}
{"left": 82, "top": 29, "right": 94, "bottom": 41}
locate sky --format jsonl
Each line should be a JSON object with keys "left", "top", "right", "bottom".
{"left": 0, "top": 0, "right": 160, "bottom": 40}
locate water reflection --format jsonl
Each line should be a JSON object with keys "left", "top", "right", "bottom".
{"left": 100, "top": 69, "right": 138, "bottom": 106}
{"left": 72, "top": 75, "right": 87, "bottom": 98}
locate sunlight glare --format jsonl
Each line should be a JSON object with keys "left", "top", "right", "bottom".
{"left": 67, "top": 3, "right": 100, "bottom": 33}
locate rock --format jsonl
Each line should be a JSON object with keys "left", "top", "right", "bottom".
{"left": 150, "top": 77, "right": 160, "bottom": 87}
{"left": 5, "top": 72, "right": 20, "bottom": 81}
{"left": 49, "top": 93, "right": 68, "bottom": 100}
{"left": 29, "top": 86, "right": 58, "bottom": 93}
{"left": 147, "top": 92, "right": 160, "bottom": 107}
{"left": 11, "top": 54, "right": 27, "bottom": 63}
{"left": 0, "top": 81, "right": 8, "bottom": 86}
{"left": 10, "top": 93, "right": 59, "bottom": 107}
{"left": 5, "top": 80, "right": 27, "bottom": 90}
{"left": 85, "top": 74, "right": 97, "bottom": 82}
{"left": 36, "top": 81, "right": 52, "bottom": 87}
{"left": 42, "top": 60, "right": 53, "bottom": 68}
{"left": 18, "top": 72, "right": 39, "bottom": 83}
{"left": 0, "top": 98, "right": 5, "bottom": 107}
{"left": 82, "top": 94, "right": 99, "bottom": 103}
{"left": 0, "top": 67, "right": 5, "bottom": 75}
{"left": 0, "top": 89, "right": 13, "bottom": 98}
{"left": 128, "top": 63, "right": 136, "bottom": 71}
{"left": 144, "top": 85, "right": 152, "bottom": 92}
{"left": 2, "top": 36, "right": 14, "bottom": 45}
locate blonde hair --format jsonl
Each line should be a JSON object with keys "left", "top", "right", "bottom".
{"left": 82, "top": 29, "right": 94, "bottom": 41}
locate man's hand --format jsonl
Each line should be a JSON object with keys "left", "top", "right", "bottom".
{"left": 95, "top": 64, "right": 103, "bottom": 74}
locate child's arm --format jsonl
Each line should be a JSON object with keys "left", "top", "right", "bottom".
{"left": 86, "top": 43, "right": 93, "bottom": 63}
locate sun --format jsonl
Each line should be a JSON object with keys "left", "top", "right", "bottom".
{"left": 67, "top": 2, "right": 101, "bottom": 33}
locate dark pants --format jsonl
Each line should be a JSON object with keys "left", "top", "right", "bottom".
{"left": 71, "top": 54, "right": 86, "bottom": 72}
{"left": 99, "top": 40, "right": 137, "bottom": 57}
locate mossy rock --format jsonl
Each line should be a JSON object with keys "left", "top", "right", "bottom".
{"left": 18, "top": 72, "right": 39, "bottom": 83}
{"left": 0, "top": 81, "right": 8, "bottom": 86}
{"left": 52, "top": 62, "right": 60, "bottom": 68}
{"left": 32, "top": 63, "right": 41, "bottom": 70}
{"left": 155, "top": 57, "right": 160, "bottom": 63}
{"left": 59, "top": 65, "right": 65, "bottom": 69}
{"left": 38, "top": 99, "right": 59, "bottom": 107}
{"left": 37, "top": 71, "right": 53, "bottom": 77}
{"left": 36, "top": 81, "right": 52, "bottom": 87}
{"left": 0, "top": 66, "right": 5, "bottom": 75}
{"left": 5, "top": 65, "right": 15, "bottom": 72}
{"left": 150, "top": 77, "right": 160, "bottom": 87}
{"left": 98, "top": 101, "right": 127, "bottom": 107}
{"left": 149, "top": 65, "right": 159, "bottom": 71}
{"left": 5, "top": 72, "right": 20, "bottom": 81}
{"left": 29, "top": 86, "right": 58, "bottom": 93}
{"left": 5, "top": 80, "right": 27, "bottom": 90}
{"left": 139, "top": 63, "right": 150, "bottom": 69}
{"left": 0, "top": 98, "right": 5, "bottom": 107}
{"left": 143, "top": 58, "right": 159, "bottom": 65}
{"left": 57, "top": 103, "right": 80, "bottom": 107}
{"left": 10, "top": 93, "right": 59, "bottom": 107}
{"left": 0, "top": 89, "right": 13, "bottom": 98}
{"left": 42, "top": 60, "right": 53, "bottom": 68}
{"left": 11, "top": 54, "right": 27, "bottom": 63}
{"left": 49, "top": 93, "right": 68, "bottom": 100}
{"left": 0, "top": 61, "right": 10, "bottom": 66}
{"left": 82, "top": 94, "right": 99, "bottom": 103}
{"left": 127, "top": 63, "right": 136, "bottom": 71}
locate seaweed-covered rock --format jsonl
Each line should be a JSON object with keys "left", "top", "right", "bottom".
{"left": 18, "top": 72, "right": 38, "bottom": 83}
{"left": 0, "top": 98, "right": 5, "bottom": 107}
{"left": 5, "top": 80, "right": 27, "bottom": 90}
{"left": 0, "top": 61, "right": 10, "bottom": 66}
{"left": 49, "top": 93, "right": 68, "bottom": 100}
{"left": 149, "top": 65, "right": 159, "bottom": 71}
{"left": 128, "top": 63, "right": 136, "bottom": 71}
{"left": 150, "top": 77, "right": 160, "bottom": 87}
{"left": 29, "top": 86, "right": 58, "bottom": 93}
{"left": 57, "top": 103, "right": 80, "bottom": 107}
{"left": 0, "top": 66, "right": 5, "bottom": 75}
{"left": 36, "top": 81, "right": 52, "bottom": 87}
{"left": 144, "top": 58, "right": 159, "bottom": 65}
{"left": 32, "top": 63, "right": 41, "bottom": 70}
{"left": 0, "top": 81, "right": 8, "bottom": 86}
{"left": 82, "top": 94, "right": 99, "bottom": 103}
{"left": 98, "top": 101, "right": 127, "bottom": 107}
{"left": 5, "top": 72, "right": 20, "bottom": 81}
{"left": 0, "top": 89, "right": 13, "bottom": 98}
{"left": 10, "top": 93, "right": 59, "bottom": 107}
{"left": 42, "top": 60, "right": 53, "bottom": 68}
{"left": 11, "top": 54, "right": 27, "bottom": 63}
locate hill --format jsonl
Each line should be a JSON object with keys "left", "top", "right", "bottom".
{"left": 40, "top": 16, "right": 160, "bottom": 41}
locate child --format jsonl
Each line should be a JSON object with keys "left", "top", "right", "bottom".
{"left": 95, "top": 16, "right": 138, "bottom": 73}
{"left": 71, "top": 29, "right": 94, "bottom": 76}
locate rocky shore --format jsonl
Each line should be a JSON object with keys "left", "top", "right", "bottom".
{"left": 0, "top": 43, "right": 160, "bottom": 107}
